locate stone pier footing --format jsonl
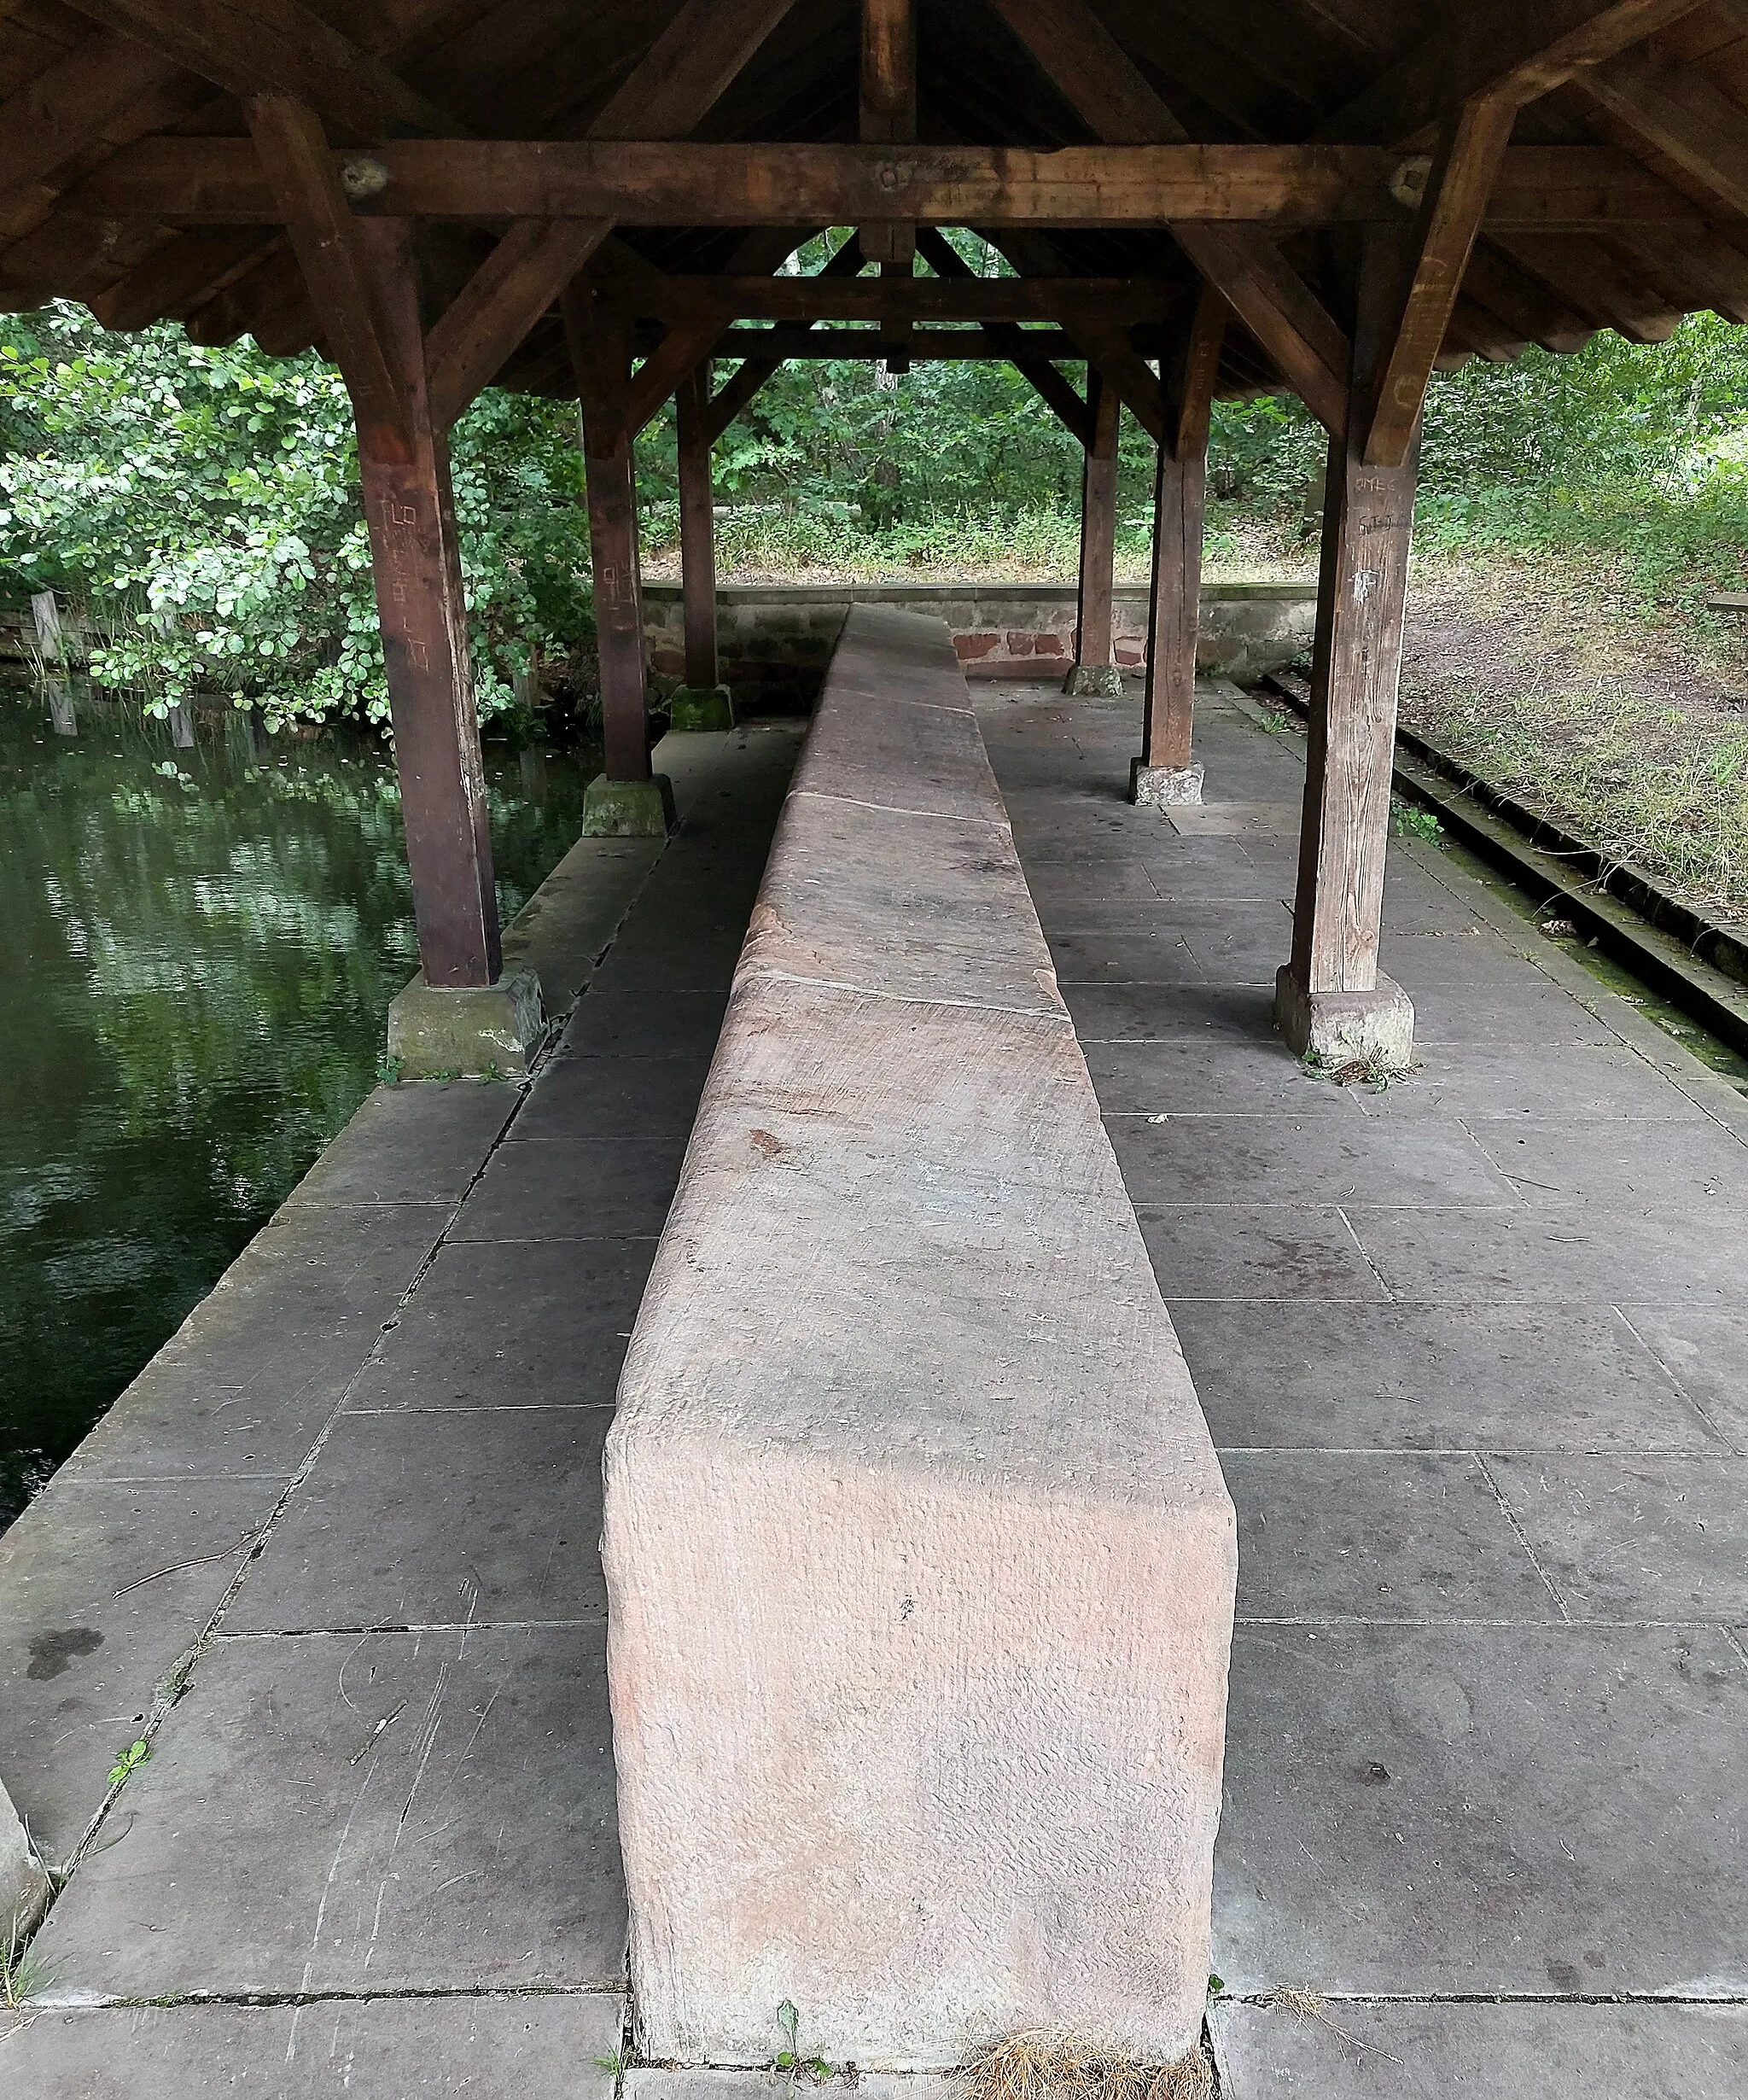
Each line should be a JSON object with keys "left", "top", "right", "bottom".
{"left": 387, "top": 965, "right": 546, "bottom": 1077}
{"left": 582, "top": 773, "right": 678, "bottom": 837}
{"left": 1130, "top": 759, "right": 1205, "bottom": 808}
{"left": 1062, "top": 662, "right": 1127, "bottom": 697}
{"left": 667, "top": 685, "right": 736, "bottom": 732}
{"left": 1273, "top": 964, "right": 1415, "bottom": 1070}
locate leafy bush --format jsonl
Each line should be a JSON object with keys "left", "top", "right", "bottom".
{"left": 0, "top": 306, "right": 592, "bottom": 730}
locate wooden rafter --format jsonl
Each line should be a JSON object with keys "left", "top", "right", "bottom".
{"left": 702, "top": 230, "right": 868, "bottom": 442}
{"left": 1578, "top": 44, "right": 1748, "bottom": 217}
{"left": 1320, "top": 0, "right": 1710, "bottom": 144}
{"left": 0, "top": 30, "right": 183, "bottom": 201}
{"left": 912, "top": 226, "right": 1092, "bottom": 446}
{"left": 1361, "top": 95, "right": 1518, "bottom": 466}
{"left": 60, "top": 0, "right": 459, "bottom": 139}
{"left": 983, "top": 0, "right": 1352, "bottom": 435}
{"left": 423, "top": 0, "right": 804, "bottom": 426}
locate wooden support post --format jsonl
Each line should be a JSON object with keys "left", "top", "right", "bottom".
{"left": 1065, "top": 376, "right": 1122, "bottom": 697}
{"left": 861, "top": 0, "right": 915, "bottom": 370}
{"left": 353, "top": 219, "right": 503, "bottom": 989}
{"left": 1278, "top": 230, "right": 1422, "bottom": 1071}
{"left": 672, "top": 360, "right": 734, "bottom": 731}
{"left": 565, "top": 281, "right": 673, "bottom": 833}
{"left": 1133, "top": 288, "right": 1225, "bottom": 807}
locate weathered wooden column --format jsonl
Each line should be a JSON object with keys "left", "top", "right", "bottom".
{"left": 248, "top": 97, "right": 546, "bottom": 1076}
{"left": 565, "top": 278, "right": 674, "bottom": 835}
{"left": 669, "top": 361, "right": 734, "bottom": 731}
{"left": 1064, "top": 375, "right": 1123, "bottom": 697}
{"left": 1276, "top": 235, "right": 1421, "bottom": 1071}
{"left": 1133, "top": 289, "right": 1225, "bottom": 808}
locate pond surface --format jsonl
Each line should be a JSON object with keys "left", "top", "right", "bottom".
{"left": 0, "top": 687, "right": 593, "bottom": 1530}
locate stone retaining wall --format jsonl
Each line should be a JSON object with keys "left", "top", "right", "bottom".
{"left": 643, "top": 578, "right": 1316, "bottom": 708}
{"left": 603, "top": 604, "right": 1238, "bottom": 2074}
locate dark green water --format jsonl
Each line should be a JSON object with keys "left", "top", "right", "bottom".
{"left": 0, "top": 689, "right": 591, "bottom": 1530}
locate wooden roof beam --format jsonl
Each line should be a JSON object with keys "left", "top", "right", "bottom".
{"left": 984, "top": 0, "right": 1352, "bottom": 436}
{"left": 61, "top": 0, "right": 460, "bottom": 140}
{"left": 1319, "top": 0, "right": 1711, "bottom": 145}
{"left": 621, "top": 274, "right": 1175, "bottom": 324}
{"left": 1361, "top": 95, "right": 1518, "bottom": 467}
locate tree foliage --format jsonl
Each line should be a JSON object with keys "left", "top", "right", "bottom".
{"left": 7, "top": 283, "right": 1748, "bottom": 729}
{"left": 0, "top": 305, "right": 591, "bottom": 729}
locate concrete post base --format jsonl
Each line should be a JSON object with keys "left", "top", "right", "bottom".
{"left": 582, "top": 772, "right": 678, "bottom": 837}
{"left": 387, "top": 965, "right": 547, "bottom": 1078}
{"left": 3, "top": 1774, "right": 49, "bottom": 1940}
{"left": 1274, "top": 964, "right": 1414, "bottom": 1071}
{"left": 1130, "top": 758, "right": 1205, "bottom": 808}
{"left": 668, "top": 684, "right": 736, "bottom": 732}
{"left": 1062, "top": 663, "right": 1127, "bottom": 697}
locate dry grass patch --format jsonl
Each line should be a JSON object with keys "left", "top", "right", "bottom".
{"left": 960, "top": 2029, "right": 1213, "bottom": 2100}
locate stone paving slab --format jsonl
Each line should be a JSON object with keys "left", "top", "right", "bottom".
{"left": 58, "top": 1199, "right": 456, "bottom": 1483}
{"left": 1137, "top": 1203, "right": 1395, "bottom": 1302}
{"left": 1617, "top": 1304, "right": 1748, "bottom": 1448}
{"left": 288, "top": 1082, "right": 518, "bottom": 1206}
{"left": 1063, "top": 980, "right": 1278, "bottom": 1042}
{"left": 509, "top": 1050, "right": 719, "bottom": 1144}
{"left": 343, "top": 1238, "right": 654, "bottom": 1413}
{"left": 1210, "top": 1999, "right": 1748, "bottom": 2099}
{"left": 1408, "top": 979, "right": 1620, "bottom": 1046}
{"left": 222, "top": 1405, "right": 612, "bottom": 1631}
{"left": 0, "top": 1990, "right": 625, "bottom": 2096}
{"left": 32, "top": 1623, "right": 625, "bottom": 1999}
{"left": 1213, "top": 1622, "right": 1748, "bottom": 1998}
{"left": 1469, "top": 1114, "right": 1748, "bottom": 1205}
{"left": 1345, "top": 1199, "right": 1748, "bottom": 1302}
{"left": 1221, "top": 1450, "right": 1564, "bottom": 1620}
{"left": 1487, "top": 1453, "right": 1748, "bottom": 1619}
{"left": 1166, "top": 1299, "right": 1730, "bottom": 1452}
{"left": 448, "top": 1137, "right": 685, "bottom": 1242}
{"left": 1088, "top": 1043, "right": 1363, "bottom": 1115}
{"left": 1349, "top": 1041, "right": 1716, "bottom": 1122}
{"left": 561, "top": 988, "right": 730, "bottom": 1058}
{"left": 1108, "top": 1110, "right": 1515, "bottom": 1208}
{"left": 0, "top": 1476, "right": 277, "bottom": 1863}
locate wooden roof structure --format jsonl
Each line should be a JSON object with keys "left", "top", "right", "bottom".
{"left": 9, "top": 0, "right": 1748, "bottom": 429}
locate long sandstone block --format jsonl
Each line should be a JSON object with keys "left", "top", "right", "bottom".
{"left": 603, "top": 606, "right": 1236, "bottom": 2073}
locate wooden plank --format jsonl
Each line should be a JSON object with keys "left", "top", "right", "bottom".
{"left": 1579, "top": 44, "right": 1748, "bottom": 217}
{"left": 1142, "top": 287, "right": 1225, "bottom": 777}
{"left": 1460, "top": 237, "right": 1595, "bottom": 351}
{"left": 1320, "top": 0, "right": 1709, "bottom": 144}
{"left": 424, "top": 215, "right": 610, "bottom": 429}
{"left": 1072, "top": 376, "right": 1121, "bottom": 674}
{"left": 1361, "top": 95, "right": 1517, "bottom": 468}
{"left": 90, "top": 225, "right": 273, "bottom": 328}
{"left": 564, "top": 278, "right": 650, "bottom": 785}
{"left": 57, "top": 0, "right": 458, "bottom": 138}
{"left": 353, "top": 214, "right": 501, "bottom": 989}
{"left": 984, "top": 0, "right": 1352, "bottom": 436}
{"left": 675, "top": 361, "right": 719, "bottom": 692}
{"left": 702, "top": 325, "right": 1095, "bottom": 359}
{"left": 246, "top": 95, "right": 407, "bottom": 443}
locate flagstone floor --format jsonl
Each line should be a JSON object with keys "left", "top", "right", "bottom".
{"left": 4, "top": 670, "right": 1746, "bottom": 2098}
{"left": 980, "top": 680, "right": 1748, "bottom": 2098}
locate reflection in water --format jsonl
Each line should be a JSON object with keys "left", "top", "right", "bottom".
{"left": 0, "top": 685, "right": 592, "bottom": 1528}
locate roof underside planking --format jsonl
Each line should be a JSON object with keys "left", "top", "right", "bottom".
{"left": 6, "top": 0, "right": 1748, "bottom": 417}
